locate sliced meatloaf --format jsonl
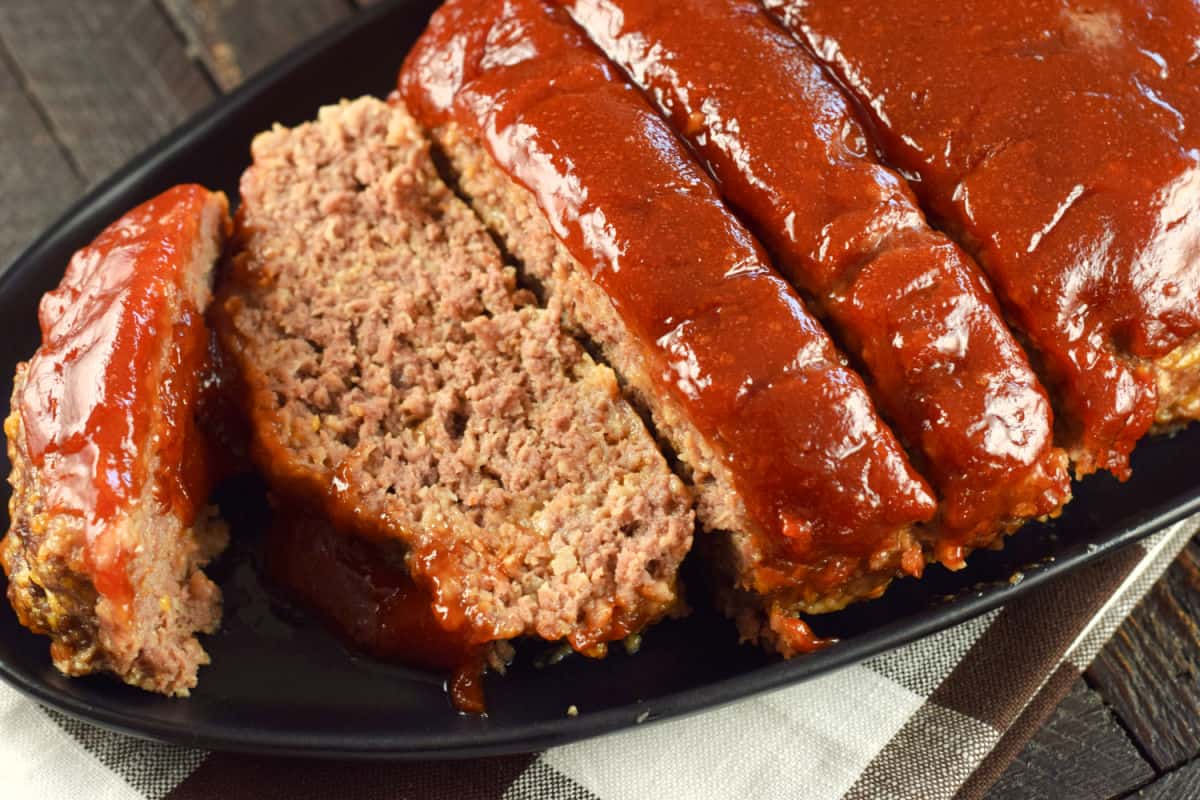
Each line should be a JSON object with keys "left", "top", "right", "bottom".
{"left": 563, "top": 0, "right": 1072, "bottom": 569}
{"left": 399, "top": 0, "right": 940, "bottom": 653}
{"left": 216, "top": 96, "right": 693, "bottom": 655}
{"left": 3, "top": 185, "right": 231, "bottom": 696}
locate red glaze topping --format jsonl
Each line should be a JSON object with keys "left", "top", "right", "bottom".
{"left": 400, "top": 0, "right": 937, "bottom": 601}
{"left": 19, "top": 184, "right": 222, "bottom": 614}
{"left": 263, "top": 513, "right": 488, "bottom": 714}
{"left": 561, "top": 0, "right": 1071, "bottom": 560}
{"left": 768, "top": 0, "right": 1200, "bottom": 478}
{"left": 767, "top": 606, "right": 836, "bottom": 656}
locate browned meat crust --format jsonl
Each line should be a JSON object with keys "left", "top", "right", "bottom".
{"left": 1154, "top": 335, "right": 1200, "bottom": 429}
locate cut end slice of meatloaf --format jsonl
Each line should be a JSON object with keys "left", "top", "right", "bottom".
{"left": 216, "top": 96, "right": 694, "bottom": 654}
{"left": 3, "top": 185, "right": 231, "bottom": 696}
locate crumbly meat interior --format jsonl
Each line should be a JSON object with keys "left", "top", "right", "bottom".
{"left": 218, "top": 97, "right": 693, "bottom": 650}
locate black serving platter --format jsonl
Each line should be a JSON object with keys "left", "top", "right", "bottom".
{"left": 2, "top": 0, "right": 1200, "bottom": 760}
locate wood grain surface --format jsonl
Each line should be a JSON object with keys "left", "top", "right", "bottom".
{"left": 1, "top": 3, "right": 1198, "bottom": 799}
{"left": 0, "top": 41, "right": 82, "bottom": 266}
{"left": 1132, "top": 758, "right": 1200, "bottom": 799}
{"left": 986, "top": 680, "right": 1154, "bottom": 799}
{"left": 160, "top": 1, "right": 351, "bottom": 90}
{"left": 1088, "top": 541, "right": 1200, "bottom": 772}
{"left": 0, "top": 0, "right": 213, "bottom": 182}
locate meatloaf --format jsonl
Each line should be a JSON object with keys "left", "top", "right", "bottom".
{"left": 216, "top": 96, "right": 694, "bottom": 655}
{"left": 768, "top": 0, "right": 1200, "bottom": 479}
{"left": 562, "top": 0, "right": 1072, "bottom": 568}
{"left": 3, "top": 185, "right": 230, "bottom": 696}
{"left": 399, "top": 0, "right": 940, "bottom": 652}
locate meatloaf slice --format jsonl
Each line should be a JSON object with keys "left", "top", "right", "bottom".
{"left": 3, "top": 185, "right": 231, "bottom": 696}
{"left": 216, "top": 97, "right": 693, "bottom": 655}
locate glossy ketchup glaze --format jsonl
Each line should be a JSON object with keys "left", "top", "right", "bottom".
{"left": 767, "top": 0, "right": 1200, "bottom": 479}
{"left": 18, "top": 185, "right": 222, "bottom": 614}
{"left": 561, "top": 0, "right": 1071, "bottom": 563}
{"left": 263, "top": 512, "right": 489, "bottom": 714}
{"left": 400, "top": 0, "right": 938, "bottom": 613}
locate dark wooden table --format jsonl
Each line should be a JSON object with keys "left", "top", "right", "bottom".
{"left": 2, "top": 2, "right": 1198, "bottom": 797}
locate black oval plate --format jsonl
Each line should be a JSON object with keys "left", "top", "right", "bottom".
{"left": 2, "top": 0, "right": 1199, "bottom": 760}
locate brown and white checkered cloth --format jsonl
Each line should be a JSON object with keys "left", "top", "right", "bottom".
{"left": 2, "top": 519, "right": 1193, "bottom": 800}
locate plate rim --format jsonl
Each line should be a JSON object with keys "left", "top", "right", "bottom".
{"left": 4, "top": 482, "right": 1195, "bottom": 759}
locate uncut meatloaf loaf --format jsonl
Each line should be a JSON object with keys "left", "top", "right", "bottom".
{"left": 216, "top": 96, "right": 693, "bottom": 654}
{"left": 400, "top": 0, "right": 940, "bottom": 654}
{"left": 769, "top": 0, "right": 1200, "bottom": 479}
{"left": 3, "top": 185, "right": 231, "bottom": 696}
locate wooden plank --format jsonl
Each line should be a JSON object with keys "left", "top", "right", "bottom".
{"left": 1088, "top": 538, "right": 1200, "bottom": 771}
{"left": 984, "top": 679, "right": 1155, "bottom": 800}
{"left": 1131, "top": 757, "right": 1200, "bottom": 799}
{"left": 0, "top": 0, "right": 214, "bottom": 183}
{"left": 161, "top": 0, "right": 352, "bottom": 92}
{"left": 0, "top": 45, "right": 84, "bottom": 269}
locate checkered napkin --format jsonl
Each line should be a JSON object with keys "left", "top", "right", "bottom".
{"left": 3, "top": 519, "right": 1194, "bottom": 800}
